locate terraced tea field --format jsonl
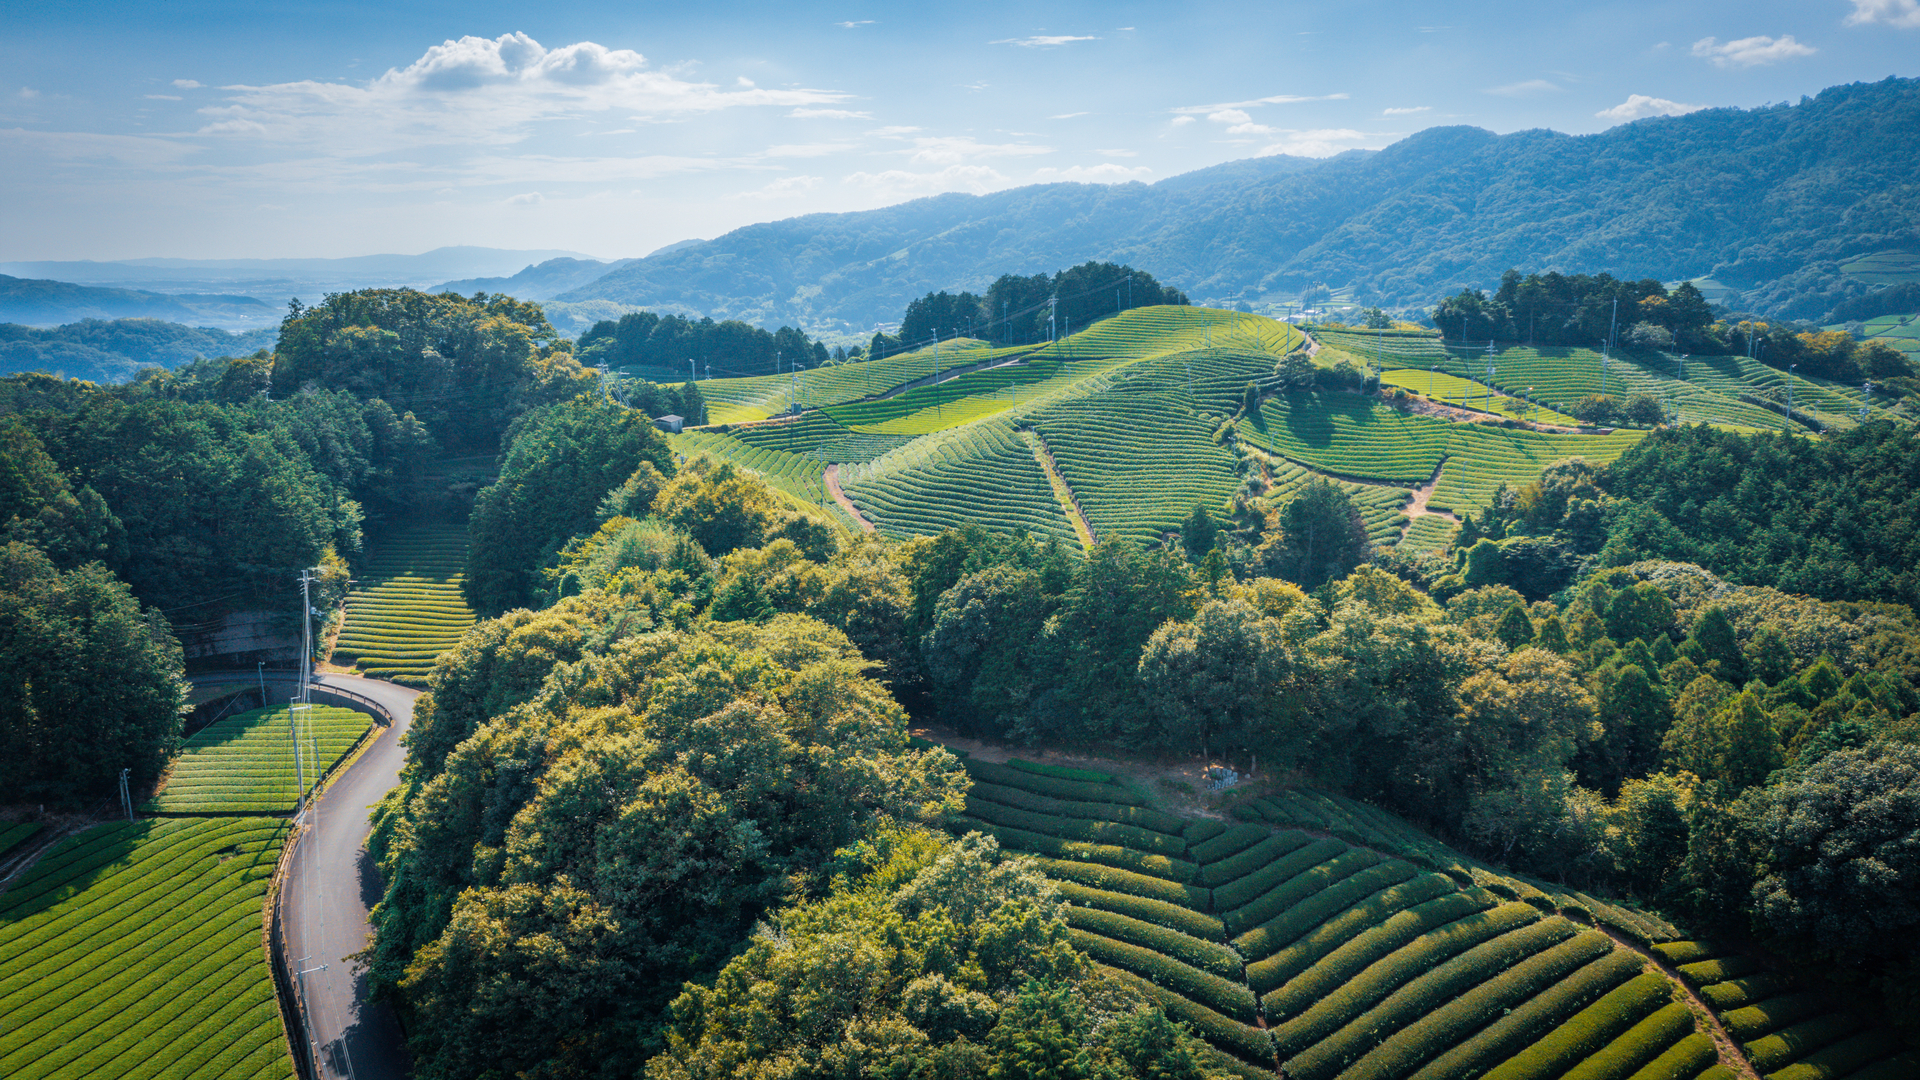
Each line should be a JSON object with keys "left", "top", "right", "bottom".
{"left": 841, "top": 418, "right": 1078, "bottom": 544}
{"left": 1262, "top": 459, "right": 1411, "bottom": 547}
{"left": 1034, "top": 392, "right": 1245, "bottom": 547}
{"left": 1840, "top": 250, "right": 1920, "bottom": 286}
{"left": 1378, "top": 369, "right": 1582, "bottom": 426}
{"left": 692, "top": 339, "right": 1017, "bottom": 424}
{"left": 1849, "top": 314, "right": 1920, "bottom": 360}
{"left": 0, "top": 817, "right": 296, "bottom": 1080}
{"left": 331, "top": 522, "right": 476, "bottom": 686}
{"left": 145, "top": 705, "right": 372, "bottom": 814}
{"left": 1244, "top": 392, "right": 1645, "bottom": 515}
{"left": 946, "top": 756, "right": 1912, "bottom": 1080}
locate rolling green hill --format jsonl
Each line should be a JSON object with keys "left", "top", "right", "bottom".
{"left": 677, "top": 307, "right": 1687, "bottom": 542}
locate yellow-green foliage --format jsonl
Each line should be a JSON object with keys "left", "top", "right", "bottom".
{"left": 1480, "top": 973, "right": 1675, "bottom": 1080}
{"left": 0, "top": 818, "right": 296, "bottom": 1080}
{"left": 1243, "top": 877, "right": 1478, "bottom": 994}
{"left": 1380, "top": 368, "right": 1582, "bottom": 426}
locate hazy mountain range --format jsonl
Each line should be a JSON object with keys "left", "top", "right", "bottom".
{"left": 556, "top": 76, "right": 1920, "bottom": 331}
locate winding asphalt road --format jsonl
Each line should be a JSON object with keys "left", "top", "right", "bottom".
{"left": 195, "top": 671, "right": 418, "bottom": 1080}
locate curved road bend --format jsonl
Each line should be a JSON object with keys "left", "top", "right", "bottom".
{"left": 192, "top": 671, "right": 418, "bottom": 1080}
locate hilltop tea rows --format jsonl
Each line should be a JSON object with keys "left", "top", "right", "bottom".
{"left": 630, "top": 306, "right": 1897, "bottom": 556}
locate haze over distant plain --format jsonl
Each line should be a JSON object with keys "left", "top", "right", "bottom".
{"left": 2, "top": 0, "right": 1915, "bottom": 263}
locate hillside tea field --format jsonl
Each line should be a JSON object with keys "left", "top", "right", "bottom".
{"left": 331, "top": 522, "right": 477, "bottom": 686}
{"left": 0, "top": 818, "right": 297, "bottom": 1080}
{"left": 144, "top": 705, "right": 372, "bottom": 814}
{"left": 947, "top": 757, "right": 1913, "bottom": 1080}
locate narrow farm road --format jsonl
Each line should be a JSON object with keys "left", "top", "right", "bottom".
{"left": 191, "top": 670, "right": 418, "bottom": 1080}
{"left": 287, "top": 672, "right": 418, "bottom": 1080}
{"left": 824, "top": 464, "right": 876, "bottom": 532}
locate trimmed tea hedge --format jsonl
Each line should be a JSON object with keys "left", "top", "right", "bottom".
{"left": 1480, "top": 973, "right": 1676, "bottom": 1080}
{"left": 1245, "top": 878, "right": 1484, "bottom": 995}
{"left": 1007, "top": 759, "right": 1115, "bottom": 783}
{"left": 1054, "top": 881, "right": 1223, "bottom": 940}
{"left": 1100, "top": 965, "right": 1276, "bottom": 1066}
{"left": 1202, "top": 830, "right": 1317, "bottom": 886}
{"left": 1030, "top": 858, "right": 1209, "bottom": 908}
{"left": 967, "top": 780, "right": 1187, "bottom": 836}
{"left": 1183, "top": 819, "right": 1228, "bottom": 845}
{"left": 1406, "top": 950, "right": 1647, "bottom": 1080}
{"left": 1698, "top": 976, "right": 1788, "bottom": 1010}
{"left": 145, "top": 705, "right": 372, "bottom": 814}
{"left": 1270, "top": 904, "right": 1556, "bottom": 1057}
{"left": 962, "top": 797, "right": 1187, "bottom": 856}
{"left": 0, "top": 818, "right": 295, "bottom": 1080}
{"left": 960, "top": 759, "right": 1147, "bottom": 806}
{"left": 1677, "top": 956, "right": 1759, "bottom": 986}
{"left": 1189, "top": 823, "right": 1271, "bottom": 866}
{"left": 0, "top": 823, "right": 42, "bottom": 859}
{"left": 1621, "top": 1033, "right": 1717, "bottom": 1080}
{"left": 1744, "top": 1015, "right": 1864, "bottom": 1074}
{"left": 1065, "top": 906, "right": 1243, "bottom": 980}
{"left": 1723, "top": 994, "right": 1830, "bottom": 1041}
{"left": 955, "top": 817, "right": 1197, "bottom": 881}
{"left": 1214, "top": 838, "right": 1356, "bottom": 919}
{"left": 1226, "top": 852, "right": 1409, "bottom": 940}
{"left": 1560, "top": 1003, "right": 1699, "bottom": 1080}
{"left": 1068, "top": 929, "right": 1257, "bottom": 1022}
{"left": 1233, "top": 860, "right": 1426, "bottom": 962}
{"left": 1325, "top": 929, "right": 1618, "bottom": 1080}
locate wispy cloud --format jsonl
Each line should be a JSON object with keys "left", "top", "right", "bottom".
{"left": 1171, "top": 93, "right": 1346, "bottom": 115}
{"left": 144, "top": 94, "right": 182, "bottom": 101}
{"left": 19, "top": 87, "right": 41, "bottom": 100}
{"left": 1690, "top": 35, "right": 1816, "bottom": 67}
{"left": 843, "top": 164, "right": 1011, "bottom": 198}
{"left": 789, "top": 107, "right": 871, "bottom": 119}
{"left": 1170, "top": 115, "right": 1196, "bottom": 127}
{"left": 1095, "top": 148, "right": 1137, "bottom": 157}
{"left": 1484, "top": 79, "right": 1561, "bottom": 97}
{"left": 835, "top": 20, "right": 875, "bottom": 28}
{"left": 1383, "top": 106, "right": 1430, "bottom": 115}
{"left": 730, "top": 175, "right": 822, "bottom": 199}
{"left": 1033, "top": 163, "right": 1151, "bottom": 183}
{"left": 1259, "top": 129, "right": 1375, "bottom": 157}
{"left": 1845, "top": 0, "right": 1920, "bottom": 27}
{"left": 762, "top": 142, "right": 857, "bottom": 158}
{"left": 1050, "top": 111, "right": 1089, "bottom": 119}
{"left": 992, "top": 35, "right": 1098, "bottom": 47}
{"left": 1596, "top": 94, "right": 1707, "bottom": 122}
{"left": 900, "top": 135, "right": 1051, "bottom": 165}
{"left": 172, "top": 79, "right": 202, "bottom": 89}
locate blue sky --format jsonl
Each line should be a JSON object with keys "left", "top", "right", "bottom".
{"left": 2, "top": 0, "right": 1915, "bottom": 262}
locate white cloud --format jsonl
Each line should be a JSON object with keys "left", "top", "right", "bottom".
{"left": 736, "top": 77, "right": 756, "bottom": 88}
{"left": 1207, "top": 108, "right": 1252, "bottom": 124}
{"left": 903, "top": 135, "right": 1051, "bottom": 165}
{"left": 1258, "top": 129, "right": 1374, "bottom": 157}
{"left": 172, "top": 79, "right": 202, "bottom": 89}
{"left": 506, "top": 191, "right": 544, "bottom": 205}
{"left": 1690, "top": 35, "right": 1816, "bottom": 67}
{"left": 1033, "top": 163, "right": 1151, "bottom": 183}
{"left": 1050, "top": 111, "right": 1089, "bottom": 119}
{"left": 1845, "top": 0, "right": 1920, "bottom": 27}
{"left": 0, "top": 126, "right": 199, "bottom": 168}
{"left": 730, "top": 175, "right": 822, "bottom": 200}
{"left": 1095, "top": 148, "right": 1137, "bottom": 157}
{"left": 762, "top": 142, "right": 856, "bottom": 158}
{"left": 867, "top": 125, "right": 921, "bottom": 137}
{"left": 1596, "top": 94, "right": 1708, "bottom": 122}
{"left": 192, "top": 33, "right": 850, "bottom": 151}
{"left": 836, "top": 20, "right": 875, "bottom": 28}
{"left": 1171, "top": 93, "right": 1346, "bottom": 115}
{"left": 992, "top": 35, "right": 1098, "bottom": 47}
{"left": 144, "top": 94, "right": 182, "bottom": 101}
{"left": 1485, "top": 79, "right": 1561, "bottom": 97}
{"left": 1383, "top": 106, "right": 1430, "bottom": 115}
{"left": 843, "top": 164, "right": 1012, "bottom": 198}
{"left": 18, "top": 87, "right": 39, "bottom": 99}
{"left": 1170, "top": 115, "right": 1196, "bottom": 127}
{"left": 789, "top": 107, "right": 871, "bottom": 119}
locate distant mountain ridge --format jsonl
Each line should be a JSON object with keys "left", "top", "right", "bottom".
{"left": 557, "top": 76, "right": 1920, "bottom": 329}
{"left": 432, "top": 257, "right": 637, "bottom": 301}
{"left": 0, "top": 274, "right": 273, "bottom": 329}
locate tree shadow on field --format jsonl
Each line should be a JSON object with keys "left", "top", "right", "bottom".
{"left": 0, "top": 819, "right": 155, "bottom": 924}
